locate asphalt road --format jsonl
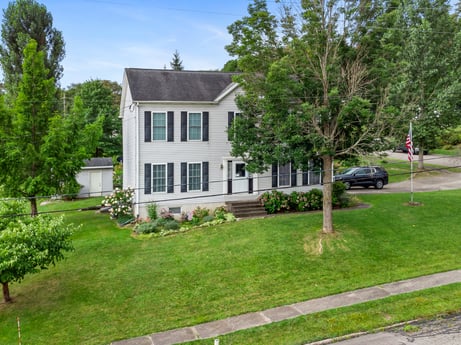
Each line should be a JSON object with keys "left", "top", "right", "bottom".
{"left": 315, "top": 313, "right": 461, "bottom": 345}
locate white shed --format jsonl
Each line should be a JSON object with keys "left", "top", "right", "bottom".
{"left": 76, "top": 158, "right": 114, "bottom": 198}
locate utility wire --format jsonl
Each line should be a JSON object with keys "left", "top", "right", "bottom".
{"left": 1, "top": 159, "right": 461, "bottom": 219}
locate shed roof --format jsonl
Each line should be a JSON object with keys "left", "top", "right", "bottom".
{"left": 124, "top": 68, "right": 238, "bottom": 102}
{"left": 83, "top": 157, "right": 113, "bottom": 168}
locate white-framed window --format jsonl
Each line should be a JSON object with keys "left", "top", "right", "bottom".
{"left": 152, "top": 164, "right": 166, "bottom": 192}
{"left": 279, "top": 163, "right": 291, "bottom": 187}
{"left": 188, "top": 163, "right": 202, "bottom": 191}
{"left": 188, "top": 112, "right": 202, "bottom": 140}
{"left": 152, "top": 112, "right": 166, "bottom": 140}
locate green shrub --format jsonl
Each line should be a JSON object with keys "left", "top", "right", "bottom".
{"left": 134, "top": 222, "right": 158, "bottom": 234}
{"left": 164, "top": 220, "right": 180, "bottom": 230}
{"left": 307, "top": 189, "right": 323, "bottom": 210}
{"left": 193, "top": 206, "right": 210, "bottom": 220}
{"left": 259, "top": 190, "right": 289, "bottom": 214}
{"left": 214, "top": 206, "right": 228, "bottom": 220}
{"left": 332, "top": 181, "right": 350, "bottom": 208}
{"left": 202, "top": 215, "right": 215, "bottom": 223}
{"left": 147, "top": 203, "right": 158, "bottom": 220}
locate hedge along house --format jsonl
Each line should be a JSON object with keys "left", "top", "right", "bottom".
{"left": 76, "top": 157, "right": 114, "bottom": 198}
{"left": 120, "top": 69, "right": 322, "bottom": 219}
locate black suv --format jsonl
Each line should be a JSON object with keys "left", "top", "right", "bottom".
{"left": 334, "top": 166, "right": 389, "bottom": 190}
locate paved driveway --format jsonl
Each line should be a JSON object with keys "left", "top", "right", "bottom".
{"left": 348, "top": 152, "right": 461, "bottom": 194}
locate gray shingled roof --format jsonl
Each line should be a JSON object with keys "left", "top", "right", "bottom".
{"left": 125, "top": 68, "right": 238, "bottom": 102}
{"left": 83, "top": 157, "right": 113, "bottom": 167}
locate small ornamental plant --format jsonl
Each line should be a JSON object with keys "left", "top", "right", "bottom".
{"left": 101, "top": 187, "right": 135, "bottom": 219}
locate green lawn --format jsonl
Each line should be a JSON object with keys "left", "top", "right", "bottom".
{"left": 1, "top": 191, "right": 461, "bottom": 344}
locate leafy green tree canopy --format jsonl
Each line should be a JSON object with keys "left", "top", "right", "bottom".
{"left": 0, "top": 39, "right": 101, "bottom": 215}
{"left": 227, "top": 0, "right": 388, "bottom": 233}
{"left": 0, "top": 208, "right": 75, "bottom": 303}
{"left": 65, "top": 80, "right": 122, "bottom": 158}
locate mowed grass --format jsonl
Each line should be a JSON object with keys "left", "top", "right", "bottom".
{"left": 0, "top": 191, "right": 460, "bottom": 344}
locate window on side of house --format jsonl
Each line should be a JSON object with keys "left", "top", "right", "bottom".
{"left": 188, "top": 162, "right": 202, "bottom": 191}
{"left": 152, "top": 112, "right": 166, "bottom": 140}
{"left": 152, "top": 164, "right": 166, "bottom": 192}
{"left": 279, "top": 163, "right": 291, "bottom": 187}
{"left": 188, "top": 112, "right": 202, "bottom": 141}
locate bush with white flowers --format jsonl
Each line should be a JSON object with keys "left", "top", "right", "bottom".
{"left": 101, "top": 187, "right": 135, "bottom": 219}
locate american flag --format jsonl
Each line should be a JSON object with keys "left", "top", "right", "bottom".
{"left": 405, "top": 129, "right": 413, "bottom": 162}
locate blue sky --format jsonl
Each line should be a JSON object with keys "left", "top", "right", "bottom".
{"left": 0, "top": 0, "right": 268, "bottom": 88}
{"left": 1, "top": 0, "right": 458, "bottom": 89}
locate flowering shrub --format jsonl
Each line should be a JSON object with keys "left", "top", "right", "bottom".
{"left": 182, "top": 206, "right": 210, "bottom": 225}
{"left": 260, "top": 187, "right": 348, "bottom": 214}
{"left": 101, "top": 187, "right": 135, "bottom": 219}
{"left": 259, "top": 190, "right": 290, "bottom": 214}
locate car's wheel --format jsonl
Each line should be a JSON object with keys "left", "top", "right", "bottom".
{"left": 375, "top": 179, "right": 384, "bottom": 189}
{"left": 343, "top": 181, "right": 351, "bottom": 190}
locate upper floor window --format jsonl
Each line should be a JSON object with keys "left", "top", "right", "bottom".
{"left": 181, "top": 111, "right": 209, "bottom": 142}
{"left": 144, "top": 111, "right": 174, "bottom": 142}
{"left": 188, "top": 113, "right": 202, "bottom": 140}
{"left": 152, "top": 112, "right": 166, "bottom": 140}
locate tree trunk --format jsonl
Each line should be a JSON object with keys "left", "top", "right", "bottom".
{"left": 30, "top": 196, "right": 38, "bottom": 216}
{"left": 417, "top": 149, "right": 424, "bottom": 170}
{"left": 2, "top": 282, "right": 12, "bottom": 303}
{"left": 322, "top": 155, "right": 334, "bottom": 234}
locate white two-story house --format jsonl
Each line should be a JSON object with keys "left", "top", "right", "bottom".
{"left": 120, "top": 68, "right": 321, "bottom": 219}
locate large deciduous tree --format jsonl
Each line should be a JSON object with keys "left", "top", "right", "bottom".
{"left": 0, "top": 39, "right": 101, "bottom": 215}
{"left": 65, "top": 80, "right": 122, "bottom": 158}
{"left": 227, "top": 0, "right": 388, "bottom": 233}
{"left": 0, "top": 0, "right": 65, "bottom": 97}
{"left": 393, "top": 0, "right": 460, "bottom": 169}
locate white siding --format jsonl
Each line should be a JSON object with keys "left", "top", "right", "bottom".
{"left": 121, "top": 80, "right": 321, "bottom": 219}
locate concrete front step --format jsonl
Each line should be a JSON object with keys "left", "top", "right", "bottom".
{"left": 226, "top": 200, "right": 267, "bottom": 218}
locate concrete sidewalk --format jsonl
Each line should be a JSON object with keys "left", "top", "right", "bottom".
{"left": 111, "top": 269, "right": 461, "bottom": 345}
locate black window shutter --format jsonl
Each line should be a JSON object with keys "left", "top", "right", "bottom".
{"left": 167, "top": 162, "right": 174, "bottom": 193}
{"left": 144, "top": 163, "right": 151, "bottom": 194}
{"left": 144, "top": 111, "right": 151, "bottom": 142}
{"left": 228, "top": 111, "right": 234, "bottom": 141}
{"left": 167, "top": 111, "right": 174, "bottom": 142}
{"left": 181, "top": 111, "right": 187, "bottom": 141}
{"left": 202, "top": 162, "right": 209, "bottom": 191}
{"left": 272, "top": 163, "right": 278, "bottom": 188}
{"left": 202, "top": 111, "right": 209, "bottom": 141}
{"left": 181, "top": 162, "right": 187, "bottom": 192}
{"left": 302, "top": 170, "right": 309, "bottom": 186}
{"left": 291, "top": 163, "right": 297, "bottom": 187}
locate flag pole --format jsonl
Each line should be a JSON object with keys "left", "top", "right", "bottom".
{"left": 409, "top": 122, "right": 414, "bottom": 203}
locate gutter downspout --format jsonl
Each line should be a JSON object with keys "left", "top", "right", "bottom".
{"left": 134, "top": 102, "right": 140, "bottom": 218}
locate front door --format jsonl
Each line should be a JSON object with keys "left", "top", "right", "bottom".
{"left": 232, "top": 162, "right": 247, "bottom": 194}
{"left": 227, "top": 161, "right": 252, "bottom": 194}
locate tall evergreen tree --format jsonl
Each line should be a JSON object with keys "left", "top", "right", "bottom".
{"left": 0, "top": 0, "right": 65, "bottom": 97}
{"left": 170, "top": 49, "right": 184, "bottom": 70}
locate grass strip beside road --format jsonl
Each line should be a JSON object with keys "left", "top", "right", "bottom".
{"left": 182, "top": 283, "right": 461, "bottom": 345}
{"left": 0, "top": 191, "right": 460, "bottom": 344}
